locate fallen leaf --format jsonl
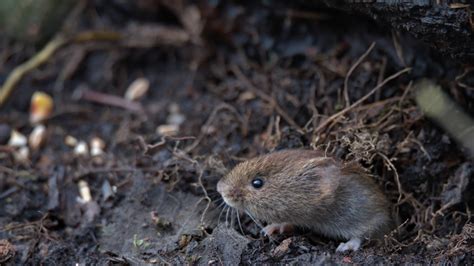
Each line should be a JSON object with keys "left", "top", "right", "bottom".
{"left": 30, "top": 91, "right": 53, "bottom": 124}
{"left": 272, "top": 238, "right": 292, "bottom": 258}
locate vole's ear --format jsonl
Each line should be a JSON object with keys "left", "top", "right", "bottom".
{"left": 306, "top": 157, "right": 334, "bottom": 167}
{"left": 340, "top": 162, "right": 368, "bottom": 175}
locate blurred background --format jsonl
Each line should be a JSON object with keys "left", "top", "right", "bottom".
{"left": 0, "top": 0, "right": 473, "bottom": 264}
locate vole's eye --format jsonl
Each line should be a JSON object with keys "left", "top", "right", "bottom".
{"left": 251, "top": 178, "right": 264, "bottom": 189}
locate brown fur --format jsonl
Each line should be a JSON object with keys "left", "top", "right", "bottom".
{"left": 217, "top": 149, "right": 392, "bottom": 241}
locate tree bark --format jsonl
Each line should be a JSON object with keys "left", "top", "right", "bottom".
{"left": 296, "top": 0, "right": 474, "bottom": 62}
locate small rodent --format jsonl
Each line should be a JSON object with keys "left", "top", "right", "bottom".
{"left": 217, "top": 149, "right": 393, "bottom": 252}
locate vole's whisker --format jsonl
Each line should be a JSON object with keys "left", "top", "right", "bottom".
{"left": 245, "top": 211, "right": 263, "bottom": 230}
{"left": 216, "top": 201, "right": 226, "bottom": 209}
{"left": 244, "top": 211, "right": 277, "bottom": 243}
{"left": 217, "top": 204, "right": 227, "bottom": 226}
{"left": 213, "top": 197, "right": 223, "bottom": 204}
{"left": 236, "top": 209, "right": 245, "bottom": 235}
{"left": 225, "top": 206, "right": 231, "bottom": 228}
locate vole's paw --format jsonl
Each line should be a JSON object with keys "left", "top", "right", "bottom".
{"left": 336, "top": 237, "right": 361, "bottom": 253}
{"left": 261, "top": 223, "right": 294, "bottom": 236}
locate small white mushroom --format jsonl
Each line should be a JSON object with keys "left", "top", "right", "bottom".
{"left": 74, "top": 141, "right": 89, "bottom": 156}
{"left": 124, "top": 78, "right": 150, "bottom": 101}
{"left": 78, "top": 180, "right": 92, "bottom": 202}
{"left": 28, "top": 124, "right": 47, "bottom": 150}
{"left": 156, "top": 124, "right": 179, "bottom": 136}
{"left": 65, "top": 135, "right": 78, "bottom": 147}
{"left": 90, "top": 137, "right": 105, "bottom": 156}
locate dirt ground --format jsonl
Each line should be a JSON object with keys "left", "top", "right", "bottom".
{"left": 0, "top": 1, "right": 473, "bottom": 264}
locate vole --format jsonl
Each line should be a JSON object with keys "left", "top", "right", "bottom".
{"left": 217, "top": 149, "right": 393, "bottom": 252}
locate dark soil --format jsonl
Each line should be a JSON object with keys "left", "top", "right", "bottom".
{"left": 1, "top": 1, "right": 473, "bottom": 264}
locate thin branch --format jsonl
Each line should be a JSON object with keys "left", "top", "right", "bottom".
{"left": 0, "top": 30, "right": 122, "bottom": 107}
{"left": 0, "top": 35, "right": 67, "bottom": 106}
{"left": 73, "top": 88, "right": 144, "bottom": 113}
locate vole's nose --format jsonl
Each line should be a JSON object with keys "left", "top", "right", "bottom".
{"left": 217, "top": 181, "right": 242, "bottom": 198}
{"left": 217, "top": 181, "right": 242, "bottom": 208}
{"left": 217, "top": 180, "right": 227, "bottom": 195}
{"left": 229, "top": 187, "right": 243, "bottom": 199}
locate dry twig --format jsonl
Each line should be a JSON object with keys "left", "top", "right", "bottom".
{"left": 185, "top": 102, "right": 246, "bottom": 153}
{"left": 0, "top": 31, "right": 122, "bottom": 107}
{"left": 315, "top": 67, "right": 411, "bottom": 134}
{"left": 73, "top": 88, "right": 144, "bottom": 113}
{"left": 343, "top": 42, "right": 376, "bottom": 107}
{"left": 0, "top": 35, "right": 67, "bottom": 106}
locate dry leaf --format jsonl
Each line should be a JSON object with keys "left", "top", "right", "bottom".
{"left": 30, "top": 91, "right": 54, "bottom": 124}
